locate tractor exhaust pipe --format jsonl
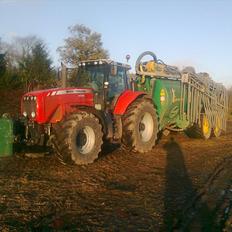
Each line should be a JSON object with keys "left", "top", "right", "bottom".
{"left": 61, "top": 62, "right": 67, "bottom": 88}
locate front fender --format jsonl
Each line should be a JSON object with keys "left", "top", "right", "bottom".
{"left": 113, "top": 90, "right": 146, "bottom": 115}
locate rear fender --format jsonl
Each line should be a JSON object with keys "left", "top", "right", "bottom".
{"left": 113, "top": 90, "right": 147, "bottom": 115}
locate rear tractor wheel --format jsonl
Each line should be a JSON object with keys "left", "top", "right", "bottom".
{"left": 122, "top": 98, "right": 158, "bottom": 153}
{"left": 51, "top": 112, "right": 103, "bottom": 165}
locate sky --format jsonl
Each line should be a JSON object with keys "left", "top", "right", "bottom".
{"left": 0, "top": 0, "right": 232, "bottom": 87}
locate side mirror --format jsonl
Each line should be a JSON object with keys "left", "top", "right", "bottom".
{"left": 110, "top": 65, "right": 117, "bottom": 76}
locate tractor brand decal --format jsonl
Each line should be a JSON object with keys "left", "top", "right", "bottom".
{"left": 47, "top": 89, "right": 91, "bottom": 96}
{"left": 160, "top": 89, "right": 166, "bottom": 103}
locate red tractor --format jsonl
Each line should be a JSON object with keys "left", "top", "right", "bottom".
{"left": 21, "top": 59, "right": 158, "bottom": 165}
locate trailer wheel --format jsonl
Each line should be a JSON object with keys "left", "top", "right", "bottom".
{"left": 186, "top": 113, "right": 212, "bottom": 139}
{"left": 213, "top": 116, "right": 222, "bottom": 137}
{"left": 122, "top": 98, "right": 158, "bottom": 153}
{"left": 51, "top": 112, "right": 103, "bottom": 165}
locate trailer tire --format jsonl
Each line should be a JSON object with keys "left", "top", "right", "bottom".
{"left": 122, "top": 98, "right": 158, "bottom": 153}
{"left": 51, "top": 112, "right": 103, "bottom": 165}
{"left": 212, "top": 116, "right": 222, "bottom": 138}
{"left": 186, "top": 113, "right": 212, "bottom": 139}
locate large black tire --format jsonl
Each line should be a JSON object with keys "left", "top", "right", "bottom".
{"left": 122, "top": 98, "right": 158, "bottom": 153}
{"left": 51, "top": 112, "right": 103, "bottom": 165}
{"left": 185, "top": 113, "right": 212, "bottom": 139}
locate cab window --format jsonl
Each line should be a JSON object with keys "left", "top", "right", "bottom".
{"left": 75, "top": 65, "right": 106, "bottom": 92}
{"left": 108, "top": 66, "right": 127, "bottom": 98}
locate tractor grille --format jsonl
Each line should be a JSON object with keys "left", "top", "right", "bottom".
{"left": 22, "top": 96, "right": 37, "bottom": 119}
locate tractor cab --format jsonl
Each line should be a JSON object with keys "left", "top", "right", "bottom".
{"left": 75, "top": 59, "right": 131, "bottom": 105}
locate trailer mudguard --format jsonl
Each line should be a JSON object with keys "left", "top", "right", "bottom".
{"left": 113, "top": 90, "right": 146, "bottom": 115}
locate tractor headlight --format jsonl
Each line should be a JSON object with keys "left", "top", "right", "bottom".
{"left": 22, "top": 96, "right": 37, "bottom": 119}
{"left": 31, "top": 112, "right": 36, "bottom": 118}
{"left": 95, "top": 104, "right": 102, "bottom": 110}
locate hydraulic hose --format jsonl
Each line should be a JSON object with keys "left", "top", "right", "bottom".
{"left": 135, "top": 51, "right": 157, "bottom": 74}
{"left": 135, "top": 51, "right": 181, "bottom": 78}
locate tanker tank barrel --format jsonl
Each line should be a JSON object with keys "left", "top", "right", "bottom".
{"left": 135, "top": 51, "right": 226, "bottom": 97}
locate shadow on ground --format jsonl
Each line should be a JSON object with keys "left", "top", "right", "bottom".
{"left": 163, "top": 137, "right": 218, "bottom": 231}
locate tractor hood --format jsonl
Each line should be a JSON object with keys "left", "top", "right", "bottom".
{"left": 21, "top": 87, "right": 94, "bottom": 123}
{"left": 23, "top": 87, "right": 93, "bottom": 98}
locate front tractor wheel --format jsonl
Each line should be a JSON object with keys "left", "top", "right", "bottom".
{"left": 122, "top": 98, "right": 158, "bottom": 153}
{"left": 52, "top": 112, "right": 103, "bottom": 165}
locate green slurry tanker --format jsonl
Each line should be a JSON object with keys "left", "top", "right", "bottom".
{"left": 134, "top": 51, "right": 228, "bottom": 140}
{"left": 1, "top": 51, "right": 228, "bottom": 164}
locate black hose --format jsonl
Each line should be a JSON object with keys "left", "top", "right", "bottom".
{"left": 135, "top": 51, "right": 157, "bottom": 73}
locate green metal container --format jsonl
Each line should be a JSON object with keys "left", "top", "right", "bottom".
{"left": 0, "top": 117, "right": 13, "bottom": 157}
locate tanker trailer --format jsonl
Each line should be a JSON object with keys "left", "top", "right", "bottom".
{"left": 133, "top": 51, "right": 228, "bottom": 139}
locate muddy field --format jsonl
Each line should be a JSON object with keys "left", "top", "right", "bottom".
{"left": 0, "top": 121, "right": 231, "bottom": 231}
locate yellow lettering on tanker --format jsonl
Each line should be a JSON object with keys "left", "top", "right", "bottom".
{"left": 160, "top": 89, "right": 166, "bottom": 104}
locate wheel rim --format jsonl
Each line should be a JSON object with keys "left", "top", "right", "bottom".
{"left": 202, "top": 114, "right": 210, "bottom": 136}
{"left": 76, "top": 126, "right": 95, "bottom": 154}
{"left": 139, "top": 112, "right": 154, "bottom": 142}
{"left": 214, "top": 117, "right": 221, "bottom": 136}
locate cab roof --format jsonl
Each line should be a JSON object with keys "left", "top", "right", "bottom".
{"left": 77, "top": 59, "right": 131, "bottom": 70}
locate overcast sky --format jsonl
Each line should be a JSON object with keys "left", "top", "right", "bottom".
{"left": 0, "top": 0, "right": 232, "bottom": 87}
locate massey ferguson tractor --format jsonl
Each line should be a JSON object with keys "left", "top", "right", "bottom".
{"left": 19, "top": 51, "right": 228, "bottom": 165}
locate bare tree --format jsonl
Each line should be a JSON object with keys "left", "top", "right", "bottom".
{"left": 0, "top": 36, "right": 56, "bottom": 89}
{"left": 58, "top": 24, "right": 109, "bottom": 65}
{"left": 1, "top": 35, "right": 42, "bottom": 68}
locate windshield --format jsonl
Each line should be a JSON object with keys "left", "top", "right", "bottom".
{"left": 108, "top": 66, "right": 127, "bottom": 98}
{"left": 75, "top": 65, "right": 107, "bottom": 92}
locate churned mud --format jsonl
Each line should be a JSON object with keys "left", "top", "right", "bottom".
{"left": 0, "top": 120, "right": 232, "bottom": 231}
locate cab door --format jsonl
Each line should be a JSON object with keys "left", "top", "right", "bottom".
{"left": 107, "top": 66, "right": 128, "bottom": 101}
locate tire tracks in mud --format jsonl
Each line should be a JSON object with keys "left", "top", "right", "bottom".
{"left": 173, "top": 152, "right": 232, "bottom": 231}
{"left": 0, "top": 122, "right": 232, "bottom": 231}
